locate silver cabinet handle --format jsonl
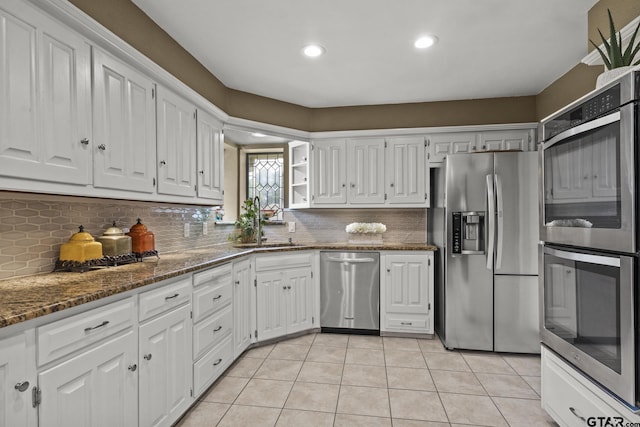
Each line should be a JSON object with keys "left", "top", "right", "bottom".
{"left": 84, "top": 320, "right": 109, "bottom": 332}
{"left": 390, "top": 183, "right": 394, "bottom": 187}
{"left": 128, "top": 364, "right": 137, "bottom": 372}
{"left": 350, "top": 183, "right": 355, "bottom": 188}
{"left": 143, "top": 354, "right": 152, "bottom": 361}
{"left": 199, "top": 170, "right": 204, "bottom": 175}
{"left": 287, "top": 286, "right": 291, "bottom": 290}
{"left": 160, "top": 160, "right": 166, "bottom": 166}
{"left": 165, "top": 293, "right": 179, "bottom": 301}
{"left": 341, "top": 183, "right": 346, "bottom": 187}
{"left": 97, "top": 144, "right": 106, "bottom": 151}
{"left": 235, "top": 280, "right": 240, "bottom": 285}
{"left": 569, "top": 407, "right": 585, "bottom": 422}
{"left": 14, "top": 381, "right": 29, "bottom": 392}
{"left": 213, "top": 358, "right": 222, "bottom": 366}
{"left": 283, "top": 286, "right": 287, "bottom": 290}
{"left": 80, "top": 138, "right": 89, "bottom": 145}
{"left": 400, "top": 322, "right": 413, "bottom": 326}
{"left": 213, "top": 326, "right": 222, "bottom": 332}
{"left": 213, "top": 294, "right": 222, "bottom": 301}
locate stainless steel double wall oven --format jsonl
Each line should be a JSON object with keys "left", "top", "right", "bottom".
{"left": 540, "top": 71, "right": 640, "bottom": 410}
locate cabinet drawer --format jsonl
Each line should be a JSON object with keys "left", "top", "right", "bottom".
{"left": 37, "top": 297, "right": 135, "bottom": 366}
{"left": 193, "top": 263, "right": 232, "bottom": 288}
{"left": 255, "top": 252, "right": 312, "bottom": 271}
{"left": 192, "top": 275, "right": 232, "bottom": 323}
{"left": 139, "top": 277, "right": 192, "bottom": 322}
{"left": 542, "top": 348, "right": 632, "bottom": 426}
{"left": 384, "top": 315, "right": 429, "bottom": 332}
{"left": 193, "top": 334, "right": 234, "bottom": 397}
{"left": 193, "top": 305, "right": 233, "bottom": 360}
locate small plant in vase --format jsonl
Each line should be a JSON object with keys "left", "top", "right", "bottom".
{"left": 590, "top": 9, "right": 640, "bottom": 87}
{"left": 228, "top": 199, "right": 265, "bottom": 243}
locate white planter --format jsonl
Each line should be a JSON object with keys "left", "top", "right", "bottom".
{"left": 596, "top": 66, "right": 634, "bottom": 88}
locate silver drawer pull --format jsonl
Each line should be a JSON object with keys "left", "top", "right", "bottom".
{"left": 165, "top": 293, "right": 179, "bottom": 301}
{"left": 213, "top": 326, "right": 222, "bottom": 332}
{"left": 84, "top": 320, "right": 109, "bottom": 332}
{"left": 128, "top": 364, "right": 137, "bottom": 372}
{"left": 213, "top": 295, "right": 222, "bottom": 301}
{"left": 143, "top": 354, "right": 152, "bottom": 361}
{"left": 14, "top": 381, "right": 29, "bottom": 392}
{"left": 213, "top": 358, "right": 223, "bottom": 366}
{"left": 569, "top": 407, "right": 585, "bottom": 422}
{"left": 400, "top": 322, "right": 413, "bottom": 326}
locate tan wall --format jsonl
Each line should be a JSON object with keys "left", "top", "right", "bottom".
{"left": 588, "top": 0, "right": 640, "bottom": 52}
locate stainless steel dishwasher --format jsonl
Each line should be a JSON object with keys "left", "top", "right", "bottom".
{"left": 319, "top": 251, "right": 380, "bottom": 334}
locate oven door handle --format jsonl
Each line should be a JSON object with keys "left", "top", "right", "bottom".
{"left": 544, "top": 111, "right": 620, "bottom": 149}
{"left": 544, "top": 246, "right": 621, "bottom": 267}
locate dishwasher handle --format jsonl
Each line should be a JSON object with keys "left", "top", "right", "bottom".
{"left": 326, "top": 257, "right": 377, "bottom": 263}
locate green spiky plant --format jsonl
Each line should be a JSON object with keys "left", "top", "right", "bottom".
{"left": 228, "top": 199, "right": 265, "bottom": 243}
{"left": 590, "top": 9, "right": 640, "bottom": 70}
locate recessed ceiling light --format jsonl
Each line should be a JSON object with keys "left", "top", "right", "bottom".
{"left": 303, "top": 44, "right": 325, "bottom": 58}
{"left": 414, "top": 35, "right": 438, "bottom": 49}
{"left": 252, "top": 132, "right": 266, "bottom": 137}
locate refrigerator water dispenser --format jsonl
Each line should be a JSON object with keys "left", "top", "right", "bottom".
{"left": 452, "top": 211, "right": 485, "bottom": 255}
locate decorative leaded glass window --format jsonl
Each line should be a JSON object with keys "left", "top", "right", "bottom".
{"left": 246, "top": 152, "right": 284, "bottom": 221}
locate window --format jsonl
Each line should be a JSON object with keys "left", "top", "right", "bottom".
{"left": 246, "top": 152, "right": 284, "bottom": 221}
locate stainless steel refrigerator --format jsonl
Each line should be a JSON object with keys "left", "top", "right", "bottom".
{"left": 431, "top": 151, "right": 539, "bottom": 353}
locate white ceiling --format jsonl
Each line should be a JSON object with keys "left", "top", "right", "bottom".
{"left": 132, "top": 0, "right": 598, "bottom": 108}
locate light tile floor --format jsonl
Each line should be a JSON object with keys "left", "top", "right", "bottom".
{"left": 176, "top": 333, "right": 556, "bottom": 427}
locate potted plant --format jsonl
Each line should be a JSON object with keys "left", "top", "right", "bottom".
{"left": 590, "top": 9, "right": 640, "bottom": 87}
{"left": 228, "top": 199, "right": 265, "bottom": 243}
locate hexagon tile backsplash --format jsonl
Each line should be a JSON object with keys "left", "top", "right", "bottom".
{"left": 0, "top": 192, "right": 222, "bottom": 280}
{"left": 0, "top": 191, "right": 427, "bottom": 280}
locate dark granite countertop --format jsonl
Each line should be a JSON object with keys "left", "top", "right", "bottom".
{"left": 0, "top": 242, "right": 436, "bottom": 329}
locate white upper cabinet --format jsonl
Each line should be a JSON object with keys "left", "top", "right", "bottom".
{"left": 156, "top": 85, "right": 197, "bottom": 197}
{"left": 477, "top": 130, "right": 531, "bottom": 152}
{"left": 313, "top": 139, "right": 347, "bottom": 204}
{"left": 427, "top": 133, "right": 477, "bottom": 164}
{"left": 196, "top": 109, "right": 224, "bottom": 202}
{"left": 289, "top": 141, "right": 311, "bottom": 208}
{"left": 0, "top": 0, "right": 91, "bottom": 184}
{"left": 348, "top": 138, "right": 386, "bottom": 204}
{"left": 385, "top": 136, "right": 427, "bottom": 204}
{"left": 93, "top": 47, "right": 156, "bottom": 193}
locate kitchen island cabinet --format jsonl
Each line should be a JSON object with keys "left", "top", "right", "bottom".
{"left": 0, "top": 330, "right": 36, "bottom": 427}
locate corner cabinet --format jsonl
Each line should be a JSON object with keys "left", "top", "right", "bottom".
{"left": 0, "top": 330, "right": 36, "bottom": 427}
{"left": 233, "top": 258, "right": 253, "bottom": 357}
{"left": 380, "top": 252, "right": 434, "bottom": 334}
{"left": 289, "top": 141, "right": 311, "bottom": 208}
{"left": 197, "top": 110, "right": 224, "bottom": 202}
{"left": 0, "top": 0, "right": 91, "bottom": 185}
{"left": 255, "top": 252, "right": 315, "bottom": 342}
{"left": 92, "top": 47, "right": 157, "bottom": 193}
{"left": 156, "top": 86, "right": 197, "bottom": 198}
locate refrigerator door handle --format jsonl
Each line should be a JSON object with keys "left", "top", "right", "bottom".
{"left": 495, "top": 173, "right": 504, "bottom": 270}
{"left": 486, "top": 174, "right": 495, "bottom": 270}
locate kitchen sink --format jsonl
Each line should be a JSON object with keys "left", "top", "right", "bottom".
{"left": 232, "top": 242, "right": 305, "bottom": 249}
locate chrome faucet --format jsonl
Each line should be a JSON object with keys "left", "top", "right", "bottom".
{"left": 253, "top": 196, "right": 262, "bottom": 246}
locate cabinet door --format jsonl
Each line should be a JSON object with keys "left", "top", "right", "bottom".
{"left": 386, "top": 137, "right": 426, "bottom": 204}
{"left": 478, "top": 130, "right": 530, "bottom": 152}
{"left": 156, "top": 86, "right": 196, "bottom": 197}
{"left": 313, "top": 139, "right": 347, "bottom": 204}
{"left": 256, "top": 271, "right": 287, "bottom": 341}
{"left": 233, "top": 258, "right": 252, "bottom": 357}
{"left": 348, "top": 138, "right": 385, "bottom": 204}
{"left": 139, "top": 305, "right": 193, "bottom": 427}
{"left": 385, "top": 255, "right": 429, "bottom": 314}
{"left": 285, "top": 267, "right": 314, "bottom": 335}
{"left": 427, "top": 133, "right": 476, "bottom": 164}
{"left": 93, "top": 48, "right": 156, "bottom": 193}
{"left": 196, "top": 109, "right": 224, "bottom": 201}
{"left": 0, "top": 0, "right": 91, "bottom": 184}
{"left": 38, "top": 330, "right": 138, "bottom": 427}
{"left": 0, "top": 331, "right": 36, "bottom": 427}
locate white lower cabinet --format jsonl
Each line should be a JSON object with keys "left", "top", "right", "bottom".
{"left": 0, "top": 330, "right": 36, "bottom": 427}
{"left": 191, "top": 264, "right": 234, "bottom": 398}
{"left": 233, "top": 258, "right": 252, "bottom": 357}
{"left": 256, "top": 253, "right": 315, "bottom": 341}
{"left": 542, "top": 347, "right": 640, "bottom": 426}
{"left": 381, "top": 252, "right": 434, "bottom": 334}
{"left": 139, "top": 304, "right": 192, "bottom": 427}
{"left": 38, "top": 329, "right": 138, "bottom": 427}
